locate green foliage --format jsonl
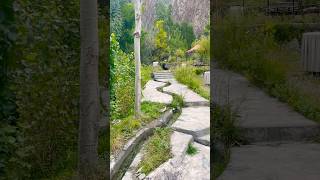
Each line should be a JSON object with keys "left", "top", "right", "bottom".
{"left": 186, "top": 143, "right": 198, "bottom": 156}
{"left": 213, "top": 15, "right": 320, "bottom": 123}
{"left": 174, "top": 66, "right": 210, "bottom": 99}
{"left": 111, "top": 102, "right": 165, "bottom": 154}
{"left": 193, "top": 35, "right": 210, "bottom": 64}
{"left": 141, "top": 31, "right": 156, "bottom": 64}
{"left": 111, "top": 116, "right": 141, "bottom": 153}
{"left": 272, "top": 24, "right": 303, "bottom": 45}
{"left": 110, "top": 0, "right": 123, "bottom": 37}
{"left": 1, "top": 0, "right": 82, "bottom": 178}
{"left": 213, "top": 147, "right": 230, "bottom": 179}
{"left": 179, "top": 22, "right": 196, "bottom": 49}
{"left": 141, "top": 101, "right": 165, "bottom": 120}
{"left": 155, "top": 20, "right": 168, "bottom": 50}
{"left": 119, "top": 2, "right": 135, "bottom": 52}
{"left": 213, "top": 105, "right": 243, "bottom": 147}
{"left": 170, "top": 94, "right": 184, "bottom": 110}
{"left": 141, "top": 65, "right": 153, "bottom": 88}
{"left": 0, "top": 1, "right": 19, "bottom": 175}
{"left": 0, "top": 1, "right": 108, "bottom": 179}
{"left": 175, "top": 49, "right": 185, "bottom": 57}
{"left": 155, "top": 20, "right": 169, "bottom": 61}
{"left": 139, "top": 127, "right": 172, "bottom": 174}
{"left": 110, "top": 33, "right": 135, "bottom": 120}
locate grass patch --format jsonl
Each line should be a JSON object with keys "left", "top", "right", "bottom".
{"left": 212, "top": 104, "right": 243, "bottom": 179}
{"left": 213, "top": 105, "right": 244, "bottom": 147}
{"left": 141, "top": 65, "right": 153, "bottom": 88}
{"left": 141, "top": 101, "right": 166, "bottom": 120}
{"left": 170, "top": 94, "right": 184, "bottom": 109}
{"left": 111, "top": 101, "right": 165, "bottom": 154}
{"left": 174, "top": 66, "right": 210, "bottom": 99}
{"left": 186, "top": 143, "right": 198, "bottom": 156}
{"left": 213, "top": 148, "right": 230, "bottom": 180}
{"left": 139, "top": 127, "right": 172, "bottom": 174}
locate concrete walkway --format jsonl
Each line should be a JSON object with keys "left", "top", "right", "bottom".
{"left": 123, "top": 72, "right": 210, "bottom": 180}
{"left": 142, "top": 80, "right": 172, "bottom": 104}
{"left": 213, "top": 68, "right": 320, "bottom": 179}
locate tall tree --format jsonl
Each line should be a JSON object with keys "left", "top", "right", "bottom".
{"left": 78, "top": 0, "right": 100, "bottom": 178}
{"left": 111, "top": 0, "right": 123, "bottom": 36}
{"left": 155, "top": 20, "right": 168, "bottom": 61}
{"left": 134, "top": 0, "right": 142, "bottom": 118}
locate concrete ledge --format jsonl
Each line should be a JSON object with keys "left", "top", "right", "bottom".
{"left": 110, "top": 109, "right": 174, "bottom": 179}
{"left": 185, "top": 101, "right": 210, "bottom": 107}
{"left": 219, "top": 143, "right": 320, "bottom": 180}
{"left": 241, "top": 125, "right": 320, "bottom": 143}
{"left": 196, "top": 134, "right": 210, "bottom": 146}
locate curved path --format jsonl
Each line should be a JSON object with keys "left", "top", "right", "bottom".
{"left": 213, "top": 68, "right": 320, "bottom": 180}
{"left": 123, "top": 72, "right": 210, "bottom": 180}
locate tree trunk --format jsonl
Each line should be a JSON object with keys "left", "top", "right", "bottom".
{"left": 134, "top": 0, "right": 142, "bottom": 118}
{"left": 78, "top": 0, "right": 100, "bottom": 178}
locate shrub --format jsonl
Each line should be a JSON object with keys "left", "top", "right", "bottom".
{"left": 110, "top": 33, "right": 135, "bottom": 120}
{"left": 174, "top": 66, "right": 209, "bottom": 99}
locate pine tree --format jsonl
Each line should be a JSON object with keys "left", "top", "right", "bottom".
{"left": 111, "top": 0, "right": 123, "bottom": 37}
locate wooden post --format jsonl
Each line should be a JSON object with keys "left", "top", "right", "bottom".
{"left": 134, "top": 0, "right": 142, "bottom": 118}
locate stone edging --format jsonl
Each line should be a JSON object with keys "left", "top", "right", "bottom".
{"left": 110, "top": 109, "right": 174, "bottom": 179}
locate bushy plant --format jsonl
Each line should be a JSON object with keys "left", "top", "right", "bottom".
{"left": 174, "top": 49, "right": 185, "bottom": 62}
{"left": 110, "top": 33, "right": 135, "bottom": 120}
{"left": 174, "top": 66, "right": 209, "bottom": 99}
{"left": 3, "top": 0, "right": 81, "bottom": 178}
{"left": 213, "top": 14, "right": 320, "bottom": 123}
{"left": 193, "top": 35, "right": 210, "bottom": 64}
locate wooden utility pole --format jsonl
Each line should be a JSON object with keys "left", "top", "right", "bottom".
{"left": 134, "top": 0, "right": 142, "bottom": 118}
{"left": 78, "top": 0, "right": 100, "bottom": 178}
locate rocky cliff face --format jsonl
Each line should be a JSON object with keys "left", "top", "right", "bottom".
{"left": 171, "top": 0, "right": 209, "bottom": 37}
{"left": 142, "top": 0, "right": 209, "bottom": 37}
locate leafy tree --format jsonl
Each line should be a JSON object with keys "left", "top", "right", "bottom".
{"left": 175, "top": 48, "right": 185, "bottom": 61}
{"left": 141, "top": 31, "right": 156, "bottom": 64}
{"left": 194, "top": 35, "right": 210, "bottom": 64}
{"left": 119, "top": 3, "right": 135, "bottom": 52}
{"left": 110, "top": 34, "right": 135, "bottom": 120}
{"left": 179, "top": 22, "right": 196, "bottom": 49}
{"left": 155, "top": 2, "right": 173, "bottom": 31}
{"left": 155, "top": 20, "right": 169, "bottom": 61}
{"left": 168, "top": 27, "right": 187, "bottom": 53}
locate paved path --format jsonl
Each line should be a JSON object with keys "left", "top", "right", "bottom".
{"left": 213, "top": 68, "right": 320, "bottom": 179}
{"left": 142, "top": 80, "right": 172, "bottom": 104}
{"left": 163, "top": 80, "right": 209, "bottom": 106}
{"left": 123, "top": 71, "right": 210, "bottom": 180}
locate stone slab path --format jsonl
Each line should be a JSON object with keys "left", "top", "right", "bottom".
{"left": 163, "top": 80, "right": 209, "bottom": 106}
{"left": 213, "top": 68, "right": 320, "bottom": 179}
{"left": 122, "top": 71, "right": 210, "bottom": 180}
{"left": 219, "top": 143, "right": 320, "bottom": 180}
{"left": 142, "top": 80, "right": 172, "bottom": 104}
{"left": 172, "top": 106, "right": 210, "bottom": 145}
